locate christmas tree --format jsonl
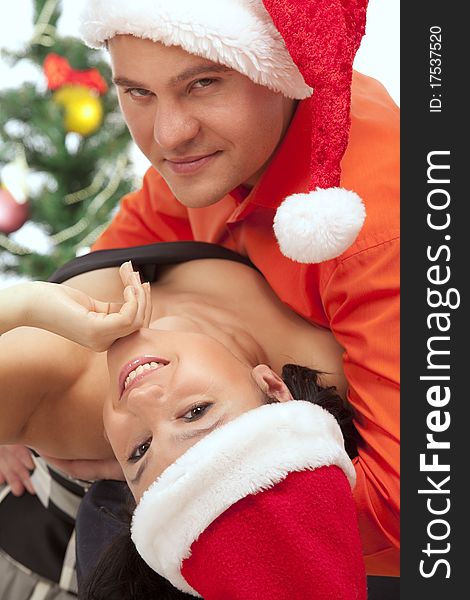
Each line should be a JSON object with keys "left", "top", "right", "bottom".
{"left": 0, "top": 0, "right": 134, "bottom": 280}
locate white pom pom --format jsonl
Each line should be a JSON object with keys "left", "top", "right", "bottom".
{"left": 273, "top": 187, "right": 366, "bottom": 263}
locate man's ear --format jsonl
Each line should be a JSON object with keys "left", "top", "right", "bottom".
{"left": 251, "top": 364, "right": 294, "bottom": 403}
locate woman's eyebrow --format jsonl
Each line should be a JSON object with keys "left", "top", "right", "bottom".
{"left": 129, "top": 417, "right": 227, "bottom": 487}
{"left": 129, "top": 454, "right": 150, "bottom": 487}
{"left": 172, "top": 416, "right": 227, "bottom": 442}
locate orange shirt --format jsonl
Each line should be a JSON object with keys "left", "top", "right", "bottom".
{"left": 93, "top": 71, "right": 400, "bottom": 576}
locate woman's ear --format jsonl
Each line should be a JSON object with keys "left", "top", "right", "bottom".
{"left": 251, "top": 364, "right": 294, "bottom": 403}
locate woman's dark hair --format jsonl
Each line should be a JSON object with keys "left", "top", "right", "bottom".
{"left": 79, "top": 488, "right": 192, "bottom": 600}
{"left": 79, "top": 364, "right": 359, "bottom": 599}
{"left": 281, "top": 364, "right": 358, "bottom": 460}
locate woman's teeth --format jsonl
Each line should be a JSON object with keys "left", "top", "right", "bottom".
{"left": 124, "top": 362, "right": 164, "bottom": 390}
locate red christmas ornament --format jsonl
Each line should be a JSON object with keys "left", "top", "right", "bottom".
{"left": 43, "top": 53, "right": 108, "bottom": 95}
{"left": 0, "top": 187, "right": 29, "bottom": 234}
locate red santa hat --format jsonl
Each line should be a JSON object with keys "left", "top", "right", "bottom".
{"left": 80, "top": 0, "right": 368, "bottom": 263}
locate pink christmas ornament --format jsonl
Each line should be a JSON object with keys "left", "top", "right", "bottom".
{"left": 0, "top": 187, "right": 29, "bottom": 234}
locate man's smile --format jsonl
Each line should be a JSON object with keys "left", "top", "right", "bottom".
{"left": 164, "top": 151, "right": 221, "bottom": 175}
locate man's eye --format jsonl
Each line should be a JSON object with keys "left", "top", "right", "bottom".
{"left": 128, "top": 438, "right": 151, "bottom": 463}
{"left": 182, "top": 403, "right": 212, "bottom": 422}
{"left": 124, "top": 88, "right": 152, "bottom": 98}
{"left": 192, "top": 78, "right": 215, "bottom": 89}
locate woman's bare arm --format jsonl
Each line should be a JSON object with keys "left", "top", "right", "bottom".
{"left": 0, "top": 325, "right": 122, "bottom": 473}
{"left": 0, "top": 262, "right": 150, "bottom": 450}
{"left": 0, "top": 325, "right": 91, "bottom": 444}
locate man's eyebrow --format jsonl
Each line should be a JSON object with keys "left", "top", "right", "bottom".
{"left": 112, "top": 63, "right": 232, "bottom": 90}
{"left": 113, "top": 76, "right": 148, "bottom": 88}
{"left": 170, "top": 63, "right": 232, "bottom": 85}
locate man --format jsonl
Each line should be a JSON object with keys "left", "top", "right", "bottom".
{"left": 79, "top": 0, "right": 399, "bottom": 579}
{"left": 4, "top": 0, "right": 400, "bottom": 592}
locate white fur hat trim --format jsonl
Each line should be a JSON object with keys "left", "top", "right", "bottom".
{"left": 131, "top": 400, "right": 355, "bottom": 595}
{"left": 273, "top": 188, "right": 367, "bottom": 263}
{"left": 79, "top": 0, "right": 312, "bottom": 100}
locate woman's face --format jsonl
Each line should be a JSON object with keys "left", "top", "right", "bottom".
{"left": 104, "top": 328, "right": 268, "bottom": 501}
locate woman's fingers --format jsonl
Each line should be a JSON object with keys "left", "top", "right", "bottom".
{"left": 121, "top": 283, "right": 146, "bottom": 329}
{"left": 133, "top": 267, "right": 141, "bottom": 285}
{"left": 122, "top": 263, "right": 150, "bottom": 330}
{"left": 117, "top": 261, "right": 148, "bottom": 326}
{"left": 143, "top": 282, "right": 152, "bottom": 327}
{"left": 119, "top": 260, "right": 137, "bottom": 288}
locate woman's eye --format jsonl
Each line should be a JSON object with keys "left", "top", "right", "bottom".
{"left": 128, "top": 438, "right": 151, "bottom": 463}
{"left": 182, "top": 403, "right": 212, "bottom": 422}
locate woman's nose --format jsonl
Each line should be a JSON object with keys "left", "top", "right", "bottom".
{"left": 123, "top": 383, "right": 165, "bottom": 417}
{"left": 153, "top": 101, "right": 200, "bottom": 151}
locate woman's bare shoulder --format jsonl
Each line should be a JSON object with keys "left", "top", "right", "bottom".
{"left": 62, "top": 266, "right": 123, "bottom": 301}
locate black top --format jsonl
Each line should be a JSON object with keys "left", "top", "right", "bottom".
{"left": 49, "top": 241, "right": 256, "bottom": 284}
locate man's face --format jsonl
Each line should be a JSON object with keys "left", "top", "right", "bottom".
{"left": 108, "top": 35, "right": 296, "bottom": 208}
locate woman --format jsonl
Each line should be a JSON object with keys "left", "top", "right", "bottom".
{"left": 0, "top": 242, "right": 365, "bottom": 598}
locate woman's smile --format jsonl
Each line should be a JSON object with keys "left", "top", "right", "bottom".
{"left": 119, "top": 355, "right": 170, "bottom": 398}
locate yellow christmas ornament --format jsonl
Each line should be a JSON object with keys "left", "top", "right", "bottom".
{"left": 53, "top": 85, "right": 103, "bottom": 136}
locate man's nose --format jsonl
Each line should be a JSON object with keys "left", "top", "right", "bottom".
{"left": 153, "top": 101, "right": 200, "bottom": 150}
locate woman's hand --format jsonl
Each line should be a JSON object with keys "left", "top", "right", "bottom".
{"left": 1, "top": 261, "right": 152, "bottom": 351}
